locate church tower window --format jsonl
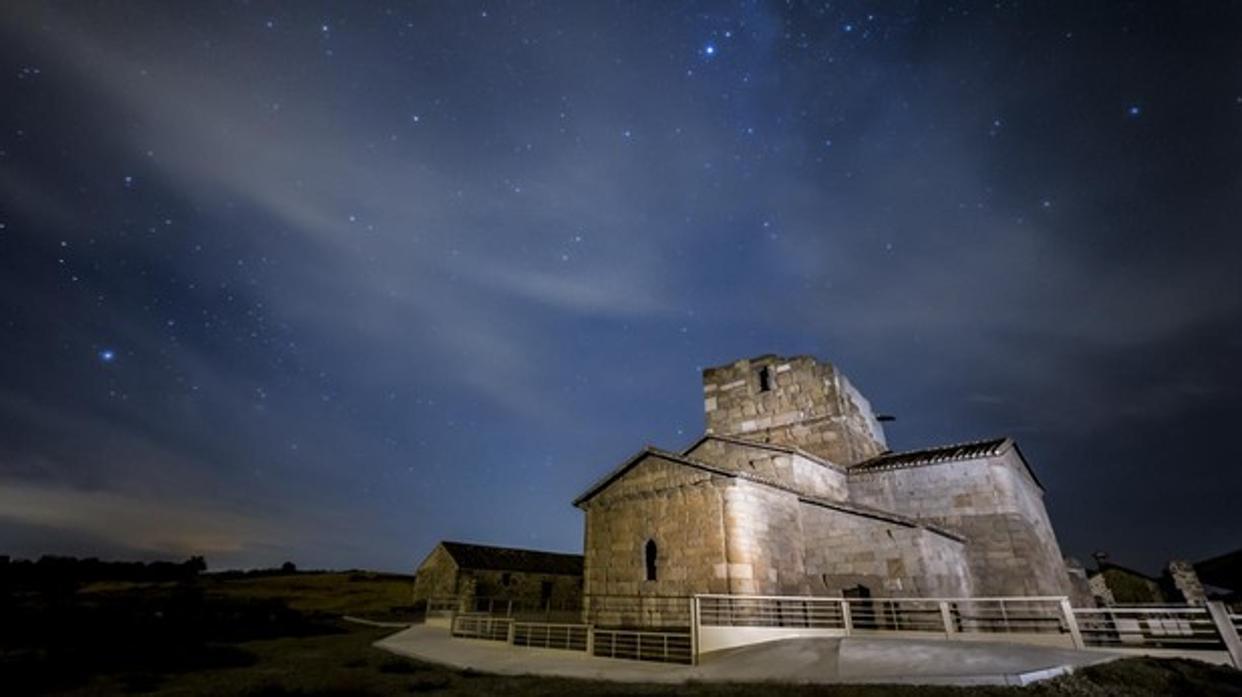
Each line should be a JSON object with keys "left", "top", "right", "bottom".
{"left": 644, "top": 539, "right": 658, "bottom": 581}
{"left": 758, "top": 366, "right": 773, "bottom": 392}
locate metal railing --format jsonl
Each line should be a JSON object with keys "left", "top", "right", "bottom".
{"left": 450, "top": 613, "right": 513, "bottom": 641}
{"left": 695, "top": 594, "right": 1068, "bottom": 635}
{"left": 584, "top": 594, "right": 692, "bottom": 629}
{"left": 1075, "top": 606, "right": 1224, "bottom": 650}
{"left": 592, "top": 628, "right": 693, "bottom": 664}
{"left": 512, "top": 622, "right": 590, "bottom": 651}
{"left": 425, "top": 596, "right": 458, "bottom": 618}
{"left": 437, "top": 593, "right": 1240, "bottom": 669}
{"left": 698, "top": 594, "right": 845, "bottom": 628}
{"left": 951, "top": 598, "right": 1067, "bottom": 635}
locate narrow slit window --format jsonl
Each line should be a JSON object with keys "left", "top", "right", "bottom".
{"left": 644, "top": 539, "right": 658, "bottom": 581}
{"left": 758, "top": 366, "right": 772, "bottom": 392}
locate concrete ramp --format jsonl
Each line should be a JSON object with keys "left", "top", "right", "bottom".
{"left": 378, "top": 625, "right": 1117, "bottom": 686}
{"left": 700, "top": 636, "right": 1111, "bottom": 685}
{"left": 835, "top": 636, "right": 1114, "bottom": 685}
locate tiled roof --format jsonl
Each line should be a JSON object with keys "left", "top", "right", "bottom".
{"left": 851, "top": 437, "right": 1013, "bottom": 472}
{"left": 439, "top": 541, "right": 583, "bottom": 576}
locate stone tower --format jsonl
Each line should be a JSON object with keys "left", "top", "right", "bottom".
{"left": 702, "top": 354, "right": 887, "bottom": 466}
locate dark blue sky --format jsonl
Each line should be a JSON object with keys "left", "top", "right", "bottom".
{"left": 1, "top": 1, "right": 1240, "bottom": 574}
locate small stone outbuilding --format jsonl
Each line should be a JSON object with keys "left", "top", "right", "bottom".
{"left": 412, "top": 540, "right": 583, "bottom": 614}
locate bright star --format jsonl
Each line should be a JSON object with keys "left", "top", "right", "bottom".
{"left": 704, "top": 44, "right": 716, "bottom": 56}
{"left": 99, "top": 349, "right": 116, "bottom": 363}
{"left": 1127, "top": 105, "right": 1142, "bottom": 117}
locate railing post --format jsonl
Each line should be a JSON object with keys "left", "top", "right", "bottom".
{"left": 1206, "top": 601, "right": 1242, "bottom": 669}
{"left": 586, "top": 625, "right": 595, "bottom": 656}
{"left": 506, "top": 618, "right": 516, "bottom": 645}
{"left": 689, "top": 596, "right": 700, "bottom": 665}
{"left": 1059, "top": 597, "right": 1085, "bottom": 649}
{"left": 840, "top": 600, "right": 853, "bottom": 635}
{"left": 939, "top": 601, "right": 955, "bottom": 637}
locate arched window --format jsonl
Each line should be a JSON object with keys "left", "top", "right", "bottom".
{"left": 644, "top": 539, "right": 658, "bottom": 581}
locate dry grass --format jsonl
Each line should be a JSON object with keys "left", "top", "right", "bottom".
{"left": 56, "top": 621, "right": 1242, "bottom": 696}
{"left": 20, "top": 573, "right": 1242, "bottom": 696}
{"left": 199, "top": 572, "right": 417, "bottom": 621}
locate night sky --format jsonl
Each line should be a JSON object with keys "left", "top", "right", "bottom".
{"left": 2, "top": 2, "right": 1240, "bottom": 574}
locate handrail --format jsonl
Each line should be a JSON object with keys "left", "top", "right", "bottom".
{"left": 694, "top": 593, "right": 1070, "bottom": 602}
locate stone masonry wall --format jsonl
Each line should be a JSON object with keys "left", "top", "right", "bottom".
{"left": 462, "top": 568, "right": 582, "bottom": 610}
{"left": 412, "top": 545, "right": 582, "bottom": 612}
{"left": 702, "top": 355, "right": 887, "bottom": 466}
{"left": 684, "top": 437, "right": 848, "bottom": 501}
{"left": 1166, "top": 560, "right": 1207, "bottom": 605}
{"left": 848, "top": 451, "right": 1072, "bottom": 598}
{"left": 580, "top": 454, "right": 730, "bottom": 626}
{"left": 412, "top": 544, "right": 460, "bottom": 606}
{"left": 721, "top": 480, "right": 809, "bottom": 595}
{"left": 799, "top": 502, "right": 974, "bottom": 597}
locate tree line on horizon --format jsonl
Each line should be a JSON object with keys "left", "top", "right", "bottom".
{"left": 0, "top": 554, "right": 210, "bottom": 588}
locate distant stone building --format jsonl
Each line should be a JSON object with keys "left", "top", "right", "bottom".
{"left": 574, "top": 354, "right": 1090, "bottom": 625}
{"left": 1168, "top": 560, "right": 1208, "bottom": 605}
{"left": 1086, "top": 558, "right": 1210, "bottom": 606}
{"left": 412, "top": 541, "right": 583, "bottom": 613}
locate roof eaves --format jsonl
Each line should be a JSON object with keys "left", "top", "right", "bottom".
{"left": 796, "top": 495, "right": 967, "bottom": 543}
{"left": 686, "top": 433, "right": 847, "bottom": 473}
{"left": 571, "top": 445, "right": 737, "bottom": 508}
{"left": 848, "top": 436, "right": 1012, "bottom": 473}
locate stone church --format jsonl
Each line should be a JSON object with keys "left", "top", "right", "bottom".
{"left": 573, "top": 353, "right": 1087, "bottom": 614}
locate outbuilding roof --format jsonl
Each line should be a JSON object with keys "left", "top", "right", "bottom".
{"left": 437, "top": 541, "right": 583, "bottom": 576}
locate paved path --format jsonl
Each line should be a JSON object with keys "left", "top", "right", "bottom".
{"left": 375, "top": 625, "right": 1117, "bottom": 686}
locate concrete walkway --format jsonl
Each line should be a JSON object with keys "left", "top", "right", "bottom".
{"left": 375, "top": 625, "right": 1118, "bottom": 686}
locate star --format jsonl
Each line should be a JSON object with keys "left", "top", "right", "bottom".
{"left": 99, "top": 349, "right": 116, "bottom": 363}
{"left": 1127, "top": 105, "right": 1142, "bottom": 118}
{"left": 703, "top": 44, "right": 716, "bottom": 57}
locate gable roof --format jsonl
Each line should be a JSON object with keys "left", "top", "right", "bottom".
{"left": 681, "top": 433, "right": 847, "bottom": 472}
{"left": 437, "top": 541, "right": 583, "bottom": 576}
{"left": 852, "top": 437, "right": 1011, "bottom": 471}
{"left": 570, "top": 444, "right": 965, "bottom": 543}
{"left": 849, "top": 436, "right": 1042, "bottom": 490}
{"left": 572, "top": 446, "right": 736, "bottom": 507}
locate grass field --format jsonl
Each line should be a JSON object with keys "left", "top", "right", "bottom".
{"left": 6, "top": 572, "right": 1241, "bottom": 696}
{"left": 195, "top": 571, "right": 419, "bottom": 622}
